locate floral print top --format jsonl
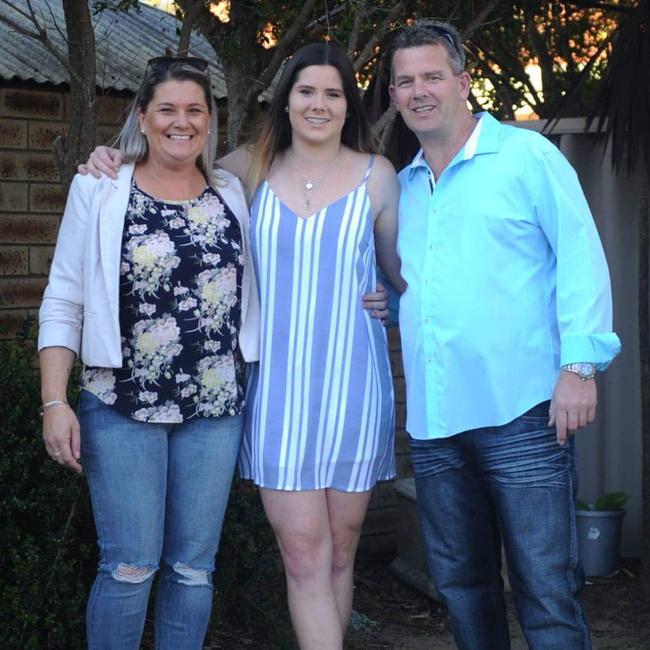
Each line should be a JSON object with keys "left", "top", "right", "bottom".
{"left": 82, "top": 180, "right": 244, "bottom": 423}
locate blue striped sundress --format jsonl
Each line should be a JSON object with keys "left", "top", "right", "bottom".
{"left": 238, "top": 156, "right": 396, "bottom": 492}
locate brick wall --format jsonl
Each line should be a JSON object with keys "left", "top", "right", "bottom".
{"left": 0, "top": 82, "right": 129, "bottom": 337}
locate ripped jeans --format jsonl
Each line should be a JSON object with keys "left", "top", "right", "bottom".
{"left": 78, "top": 390, "right": 243, "bottom": 650}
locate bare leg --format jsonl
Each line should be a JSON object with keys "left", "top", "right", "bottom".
{"left": 260, "top": 488, "right": 342, "bottom": 650}
{"left": 326, "top": 488, "right": 372, "bottom": 633}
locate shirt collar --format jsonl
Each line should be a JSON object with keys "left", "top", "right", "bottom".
{"left": 406, "top": 112, "right": 501, "bottom": 180}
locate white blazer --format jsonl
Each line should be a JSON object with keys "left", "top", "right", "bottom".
{"left": 38, "top": 163, "right": 260, "bottom": 366}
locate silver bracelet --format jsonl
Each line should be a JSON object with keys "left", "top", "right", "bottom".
{"left": 39, "top": 399, "right": 69, "bottom": 416}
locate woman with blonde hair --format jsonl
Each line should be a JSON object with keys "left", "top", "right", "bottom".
{"left": 39, "top": 57, "right": 258, "bottom": 649}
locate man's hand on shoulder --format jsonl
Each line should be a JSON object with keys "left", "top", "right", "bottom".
{"left": 549, "top": 370, "right": 597, "bottom": 446}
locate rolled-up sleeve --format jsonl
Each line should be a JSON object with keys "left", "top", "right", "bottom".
{"left": 533, "top": 144, "right": 621, "bottom": 369}
{"left": 38, "top": 174, "right": 90, "bottom": 355}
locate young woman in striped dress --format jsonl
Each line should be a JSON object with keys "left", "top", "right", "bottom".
{"left": 221, "top": 42, "right": 405, "bottom": 649}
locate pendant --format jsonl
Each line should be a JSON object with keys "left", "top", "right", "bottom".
{"left": 305, "top": 181, "right": 314, "bottom": 191}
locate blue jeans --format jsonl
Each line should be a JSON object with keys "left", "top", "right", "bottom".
{"left": 409, "top": 401, "right": 590, "bottom": 650}
{"left": 78, "top": 390, "right": 243, "bottom": 650}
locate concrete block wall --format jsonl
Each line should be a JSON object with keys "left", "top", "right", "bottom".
{"left": 0, "top": 83, "right": 129, "bottom": 337}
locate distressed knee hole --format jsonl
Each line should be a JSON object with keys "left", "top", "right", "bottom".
{"left": 111, "top": 563, "right": 156, "bottom": 584}
{"left": 173, "top": 561, "right": 210, "bottom": 586}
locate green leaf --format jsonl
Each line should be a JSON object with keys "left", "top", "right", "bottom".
{"left": 593, "top": 492, "right": 628, "bottom": 511}
{"left": 575, "top": 498, "right": 592, "bottom": 511}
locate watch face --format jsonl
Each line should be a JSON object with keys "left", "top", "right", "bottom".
{"left": 573, "top": 363, "right": 595, "bottom": 377}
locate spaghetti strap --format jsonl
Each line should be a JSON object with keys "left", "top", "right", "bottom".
{"left": 362, "top": 154, "right": 376, "bottom": 182}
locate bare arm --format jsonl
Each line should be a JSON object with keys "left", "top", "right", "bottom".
{"left": 40, "top": 346, "right": 82, "bottom": 473}
{"left": 217, "top": 147, "right": 252, "bottom": 182}
{"left": 368, "top": 156, "right": 407, "bottom": 295}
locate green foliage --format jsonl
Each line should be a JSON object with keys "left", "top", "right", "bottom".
{"left": 576, "top": 491, "right": 629, "bottom": 512}
{"left": 0, "top": 323, "right": 95, "bottom": 650}
{"left": 593, "top": 491, "right": 629, "bottom": 511}
{"left": 209, "top": 480, "right": 292, "bottom": 645}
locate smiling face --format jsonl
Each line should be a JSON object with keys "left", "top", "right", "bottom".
{"left": 389, "top": 43, "right": 470, "bottom": 142}
{"left": 138, "top": 79, "right": 210, "bottom": 168}
{"left": 287, "top": 64, "right": 348, "bottom": 146}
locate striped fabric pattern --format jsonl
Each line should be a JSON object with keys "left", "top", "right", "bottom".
{"left": 239, "top": 162, "right": 396, "bottom": 492}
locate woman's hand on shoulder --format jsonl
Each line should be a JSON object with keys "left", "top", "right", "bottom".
{"left": 217, "top": 147, "right": 252, "bottom": 183}
{"left": 78, "top": 146, "right": 122, "bottom": 179}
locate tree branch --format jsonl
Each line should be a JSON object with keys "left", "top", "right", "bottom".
{"left": 353, "top": 1, "right": 406, "bottom": 73}
{"left": 176, "top": 1, "right": 204, "bottom": 56}
{"left": 306, "top": 4, "right": 345, "bottom": 30}
{"left": 242, "top": 0, "right": 321, "bottom": 113}
{"left": 377, "top": 107, "right": 397, "bottom": 153}
{"left": 0, "top": 0, "right": 75, "bottom": 81}
{"left": 174, "top": 0, "right": 227, "bottom": 49}
{"left": 567, "top": 0, "right": 636, "bottom": 13}
{"left": 347, "top": 0, "right": 367, "bottom": 58}
{"left": 460, "top": 0, "right": 502, "bottom": 40}
{"left": 372, "top": 103, "right": 398, "bottom": 141}
{"left": 477, "top": 65, "right": 520, "bottom": 119}
{"left": 470, "top": 40, "right": 543, "bottom": 110}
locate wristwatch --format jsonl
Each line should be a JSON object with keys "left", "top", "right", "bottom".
{"left": 561, "top": 362, "right": 596, "bottom": 381}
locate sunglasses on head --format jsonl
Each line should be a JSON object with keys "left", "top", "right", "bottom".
{"left": 416, "top": 21, "right": 462, "bottom": 56}
{"left": 145, "top": 56, "right": 209, "bottom": 75}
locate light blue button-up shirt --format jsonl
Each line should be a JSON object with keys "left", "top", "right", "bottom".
{"left": 397, "top": 112, "right": 621, "bottom": 440}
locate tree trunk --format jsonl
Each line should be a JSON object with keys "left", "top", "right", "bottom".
{"left": 54, "top": 0, "right": 96, "bottom": 192}
{"left": 640, "top": 175, "right": 650, "bottom": 600}
{"left": 223, "top": 53, "right": 261, "bottom": 149}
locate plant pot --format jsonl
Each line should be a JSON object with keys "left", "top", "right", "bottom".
{"left": 575, "top": 509, "right": 625, "bottom": 576}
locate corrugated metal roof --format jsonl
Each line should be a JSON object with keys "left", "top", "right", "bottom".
{"left": 0, "top": 0, "right": 227, "bottom": 98}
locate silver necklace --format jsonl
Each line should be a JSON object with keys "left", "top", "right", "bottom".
{"left": 287, "top": 148, "right": 341, "bottom": 210}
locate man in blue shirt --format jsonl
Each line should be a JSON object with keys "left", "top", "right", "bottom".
{"left": 388, "top": 21, "right": 621, "bottom": 649}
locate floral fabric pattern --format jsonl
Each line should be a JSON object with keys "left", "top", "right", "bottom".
{"left": 124, "top": 231, "right": 180, "bottom": 297}
{"left": 83, "top": 181, "right": 244, "bottom": 423}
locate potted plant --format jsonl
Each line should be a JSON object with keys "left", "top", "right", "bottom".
{"left": 575, "top": 492, "right": 628, "bottom": 576}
